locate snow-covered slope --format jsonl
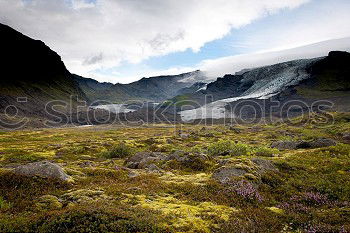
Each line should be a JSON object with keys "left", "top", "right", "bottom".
{"left": 180, "top": 57, "right": 321, "bottom": 121}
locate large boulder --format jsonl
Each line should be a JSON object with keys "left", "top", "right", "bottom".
{"left": 13, "top": 161, "right": 71, "bottom": 181}
{"left": 125, "top": 152, "right": 166, "bottom": 169}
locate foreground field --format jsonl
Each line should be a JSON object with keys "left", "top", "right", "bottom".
{"left": 1, "top": 114, "right": 350, "bottom": 232}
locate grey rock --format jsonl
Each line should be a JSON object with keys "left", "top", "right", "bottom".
{"left": 146, "top": 163, "right": 162, "bottom": 173}
{"left": 251, "top": 158, "right": 277, "bottom": 173}
{"left": 13, "top": 161, "right": 70, "bottom": 181}
{"left": 166, "top": 151, "right": 188, "bottom": 162}
{"left": 212, "top": 167, "right": 247, "bottom": 184}
{"left": 213, "top": 158, "right": 277, "bottom": 184}
{"left": 272, "top": 138, "right": 337, "bottom": 150}
{"left": 179, "top": 133, "right": 190, "bottom": 139}
{"left": 308, "top": 138, "right": 337, "bottom": 148}
{"left": 271, "top": 141, "right": 298, "bottom": 150}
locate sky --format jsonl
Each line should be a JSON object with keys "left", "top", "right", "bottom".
{"left": 1, "top": 0, "right": 350, "bottom": 83}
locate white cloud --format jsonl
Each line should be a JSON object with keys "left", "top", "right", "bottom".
{"left": 0, "top": 0, "right": 310, "bottom": 79}
{"left": 199, "top": 37, "right": 350, "bottom": 78}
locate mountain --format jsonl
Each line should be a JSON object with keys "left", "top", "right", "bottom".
{"left": 0, "top": 23, "right": 87, "bottom": 119}
{"left": 74, "top": 71, "right": 207, "bottom": 103}
{"left": 180, "top": 51, "right": 350, "bottom": 121}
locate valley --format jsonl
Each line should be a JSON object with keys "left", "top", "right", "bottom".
{"left": 0, "top": 17, "right": 350, "bottom": 233}
{"left": 1, "top": 113, "right": 350, "bottom": 232}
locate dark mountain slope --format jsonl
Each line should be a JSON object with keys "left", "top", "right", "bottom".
{"left": 0, "top": 23, "right": 87, "bottom": 118}
{"left": 74, "top": 70, "right": 207, "bottom": 103}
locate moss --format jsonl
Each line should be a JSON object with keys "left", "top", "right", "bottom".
{"left": 160, "top": 172, "right": 211, "bottom": 185}
{"left": 35, "top": 195, "right": 63, "bottom": 211}
{"left": 207, "top": 140, "right": 253, "bottom": 156}
{"left": 0, "top": 196, "right": 12, "bottom": 211}
{"left": 123, "top": 194, "right": 237, "bottom": 232}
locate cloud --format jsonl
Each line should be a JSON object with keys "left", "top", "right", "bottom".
{"left": 199, "top": 37, "right": 350, "bottom": 78}
{"left": 83, "top": 52, "right": 104, "bottom": 66}
{"left": 0, "top": 0, "right": 310, "bottom": 78}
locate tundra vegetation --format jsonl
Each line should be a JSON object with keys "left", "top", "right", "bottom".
{"left": 0, "top": 113, "right": 350, "bottom": 232}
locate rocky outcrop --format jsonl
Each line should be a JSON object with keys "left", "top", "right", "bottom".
{"left": 212, "top": 158, "right": 277, "bottom": 184}
{"left": 271, "top": 141, "right": 299, "bottom": 150}
{"left": 13, "top": 161, "right": 71, "bottom": 181}
{"left": 271, "top": 138, "right": 337, "bottom": 150}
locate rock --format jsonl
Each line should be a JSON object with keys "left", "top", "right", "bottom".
{"left": 166, "top": 151, "right": 188, "bottom": 162}
{"left": 36, "top": 195, "right": 63, "bottom": 210}
{"left": 13, "top": 161, "right": 71, "bottom": 181}
{"left": 271, "top": 141, "right": 298, "bottom": 150}
{"left": 251, "top": 158, "right": 277, "bottom": 174}
{"left": 146, "top": 164, "right": 162, "bottom": 173}
{"left": 342, "top": 133, "right": 350, "bottom": 141}
{"left": 308, "top": 138, "right": 337, "bottom": 148}
{"left": 212, "top": 167, "right": 247, "bottom": 184}
{"left": 179, "top": 133, "right": 190, "bottom": 139}
{"left": 272, "top": 138, "right": 337, "bottom": 150}
{"left": 125, "top": 152, "right": 166, "bottom": 169}
{"left": 212, "top": 158, "right": 277, "bottom": 184}
{"left": 166, "top": 151, "right": 209, "bottom": 163}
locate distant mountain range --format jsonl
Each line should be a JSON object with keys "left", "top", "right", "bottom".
{"left": 73, "top": 71, "right": 207, "bottom": 104}
{"left": 0, "top": 23, "right": 349, "bottom": 126}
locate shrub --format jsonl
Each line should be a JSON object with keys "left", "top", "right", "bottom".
{"left": 253, "top": 147, "right": 279, "bottom": 157}
{"left": 1, "top": 204, "right": 170, "bottom": 233}
{"left": 207, "top": 140, "right": 253, "bottom": 156}
{"left": 100, "top": 143, "right": 133, "bottom": 159}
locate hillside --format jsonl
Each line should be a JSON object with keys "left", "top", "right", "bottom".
{"left": 0, "top": 23, "right": 87, "bottom": 119}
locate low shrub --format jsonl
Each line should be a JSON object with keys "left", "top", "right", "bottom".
{"left": 253, "top": 147, "right": 279, "bottom": 157}
{"left": 100, "top": 143, "right": 133, "bottom": 159}
{"left": 1, "top": 204, "right": 170, "bottom": 233}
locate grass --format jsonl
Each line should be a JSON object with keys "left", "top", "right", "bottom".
{"left": 0, "top": 113, "right": 350, "bottom": 232}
